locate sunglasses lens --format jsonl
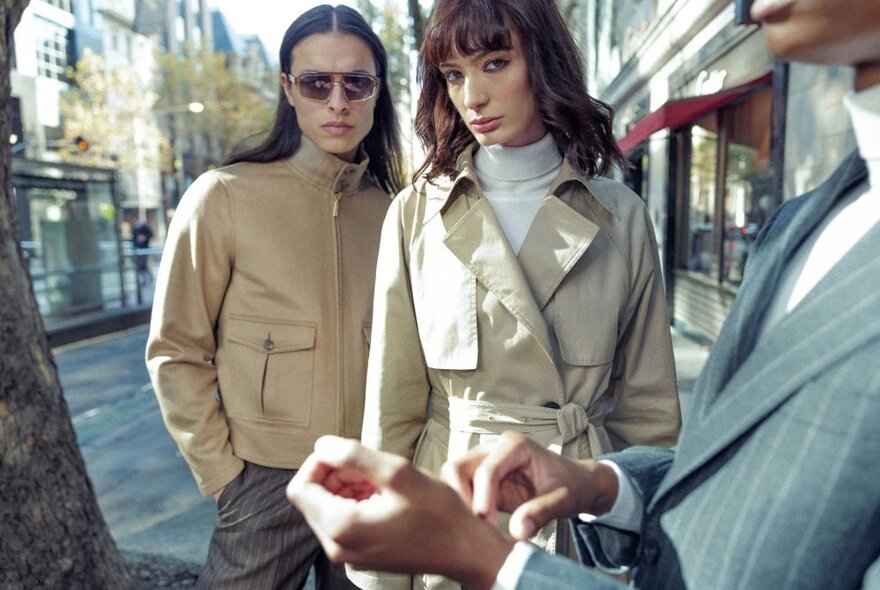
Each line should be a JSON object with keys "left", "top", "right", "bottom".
{"left": 295, "top": 73, "right": 378, "bottom": 102}
{"left": 298, "top": 74, "right": 334, "bottom": 101}
{"left": 341, "top": 75, "right": 378, "bottom": 101}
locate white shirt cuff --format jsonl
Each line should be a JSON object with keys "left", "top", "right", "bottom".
{"left": 491, "top": 541, "right": 537, "bottom": 590}
{"left": 577, "top": 460, "right": 644, "bottom": 533}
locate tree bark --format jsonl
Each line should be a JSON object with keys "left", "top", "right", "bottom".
{"left": 0, "top": 1, "right": 131, "bottom": 587}
{"left": 407, "top": 0, "right": 424, "bottom": 51}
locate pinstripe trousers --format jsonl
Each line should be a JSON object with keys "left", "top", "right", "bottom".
{"left": 197, "top": 462, "right": 359, "bottom": 590}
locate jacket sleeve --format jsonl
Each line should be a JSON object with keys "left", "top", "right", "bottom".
{"left": 571, "top": 445, "right": 675, "bottom": 570}
{"left": 145, "top": 172, "right": 243, "bottom": 496}
{"left": 360, "top": 192, "right": 431, "bottom": 460}
{"left": 516, "top": 546, "right": 628, "bottom": 589}
{"left": 604, "top": 205, "right": 681, "bottom": 450}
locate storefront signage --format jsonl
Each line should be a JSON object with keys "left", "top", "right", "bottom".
{"left": 695, "top": 69, "right": 728, "bottom": 96}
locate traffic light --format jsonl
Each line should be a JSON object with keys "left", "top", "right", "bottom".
{"left": 74, "top": 135, "right": 90, "bottom": 152}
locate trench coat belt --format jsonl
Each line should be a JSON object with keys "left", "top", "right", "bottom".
{"left": 430, "top": 395, "right": 604, "bottom": 458}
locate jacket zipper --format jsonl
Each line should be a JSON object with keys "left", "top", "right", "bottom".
{"left": 332, "top": 189, "right": 344, "bottom": 435}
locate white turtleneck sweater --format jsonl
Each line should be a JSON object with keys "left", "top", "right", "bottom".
{"left": 473, "top": 133, "right": 563, "bottom": 254}
{"left": 757, "top": 84, "right": 880, "bottom": 338}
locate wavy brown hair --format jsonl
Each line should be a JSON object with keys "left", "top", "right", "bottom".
{"left": 414, "top": 0, "right": 626, "bottom": 183}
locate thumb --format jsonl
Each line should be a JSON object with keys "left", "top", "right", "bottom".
{"left": 507, "top": 486, "right": 574, "bottom": 540}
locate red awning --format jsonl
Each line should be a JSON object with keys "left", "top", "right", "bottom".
{"left": 616, "top": 72, "right": 773, "bottom": 155}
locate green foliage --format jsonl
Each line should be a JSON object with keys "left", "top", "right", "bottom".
{"left": 156, "top": 47, "right": 275, "bottom": 172}
{"left": 357, "top": 0, "right": 415, "bottom": 110}
{"left": 60, "top": 48, "right": 166, "bottom": 173}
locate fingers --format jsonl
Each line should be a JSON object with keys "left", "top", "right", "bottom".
{"left": 507, "top": 486, "right": 575, "bottom": 540}
{"left": 470, "top": 432, "right": 534, "bottom": 518}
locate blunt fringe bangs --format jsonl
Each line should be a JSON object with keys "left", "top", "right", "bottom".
{"left": 225, "top": 4, "right": 404, "bottom": 195}
{"left": 414, "top": 0, "right": 626, "bottom": 183}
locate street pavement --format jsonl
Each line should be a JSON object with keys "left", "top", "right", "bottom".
{"left": 54, "top": 323, "right": 709, "bottom": 576}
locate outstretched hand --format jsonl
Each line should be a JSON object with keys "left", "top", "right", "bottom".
{"left": 286, "top": 436, "right": 514, "bottom": 590}
{"left": 442, "top": 432, "right": 618, "bottom": 540}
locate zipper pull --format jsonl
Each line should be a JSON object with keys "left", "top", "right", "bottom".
{"left": 332, "top": 192, "right": 341, "bottom": 217}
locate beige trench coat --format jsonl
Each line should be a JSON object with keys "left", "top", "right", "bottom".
{"left": 354, "top": 147, "right": 681, "bottom": 589}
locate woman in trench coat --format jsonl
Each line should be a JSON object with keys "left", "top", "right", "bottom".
{"left": 356, "top": 1, "right": 681, "bottom": 587}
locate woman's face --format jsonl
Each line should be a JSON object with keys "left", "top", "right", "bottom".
{"left": 282, "top": 32, "right": 378, "bottom": 162}
{"left": 439, "top": 32, "right": 546, "bottom": 148}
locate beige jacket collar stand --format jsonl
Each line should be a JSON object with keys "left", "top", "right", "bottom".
{"left": 423, "top": 142, "right": 620, "bottom": 221}
{"left": 283, "top": 135, "right": 371, "bottom": 195}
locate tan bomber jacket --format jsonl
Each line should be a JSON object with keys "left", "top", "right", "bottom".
{"left": 146, "top": 137, "right": 390, "bottom": 496}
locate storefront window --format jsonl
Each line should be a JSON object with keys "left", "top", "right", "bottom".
{"left": 686, "top": 115, "right": 718, "bottom": 277}
{"left": 722, "top": 88, "right": 773, "bottom": 286}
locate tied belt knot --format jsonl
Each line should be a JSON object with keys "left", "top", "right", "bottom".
{"left": 431, "top": 395, "right": 607, "bottom": 457}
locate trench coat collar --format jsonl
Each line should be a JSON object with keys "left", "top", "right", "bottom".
{"left": 428, "top": 143, "right": 609, "bottom": 355}
{"left": 283, "top": 135, "right": 372, "bottom": 195}
{"left": 422, "top": 143, "right": 617, "bottom": 221}
{"left": 651, "top": 154, "right": 877, "bottom": 508}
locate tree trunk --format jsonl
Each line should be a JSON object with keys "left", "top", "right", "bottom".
{"left": 407, "top": 0, "right": 424, "bottom": 51}
{"left": 0, "top": 2, "right": 131, "bottom": 587}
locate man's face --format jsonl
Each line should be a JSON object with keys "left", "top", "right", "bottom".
{"left": 752, "top": 0, "right": 880, "bottom": 78}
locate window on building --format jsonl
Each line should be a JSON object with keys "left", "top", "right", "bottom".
{"left": 685, "top": 114, "right": 719, "bottom": 277}
{"left": 678, "top": 85, "right": 773, "bottom": 289}
{"left": 35, "top": 16, "right": 70, "bottom": 81}
{"left": 722, "top": 88, "right": 773, "bottom": 286}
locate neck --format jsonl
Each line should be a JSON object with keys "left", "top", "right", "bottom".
{"left": 855, "top": 62, "right": 880, "bottom": 92}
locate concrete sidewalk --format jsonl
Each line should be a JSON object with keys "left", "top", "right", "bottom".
{"left": 62, "top": 323, "right": 710, "bottom": 579}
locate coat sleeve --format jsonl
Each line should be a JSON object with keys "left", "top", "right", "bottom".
{"left": 604, "top": 205, "right": 681, "bottom": 450}
{"left": 360, "top": 192, "right": 431, "bottom": 460}
{"left": 516, "top": 546, "right": 628, "bottom": 589}
{"left": 145, "top": 172, "right": 243, "bottom": 496}
{"left": 570, "top": 445, "right": 675, "bottom": 571}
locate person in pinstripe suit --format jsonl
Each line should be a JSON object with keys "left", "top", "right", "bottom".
{"left": 286, "top": 0, "right": 880, "bottom": 588}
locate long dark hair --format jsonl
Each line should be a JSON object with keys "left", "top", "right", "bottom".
{"left": 225, "top": 5, "right": 404, "bottom": 194}
{"left": 414, "top": 0, "right": 626, "bottom": 182}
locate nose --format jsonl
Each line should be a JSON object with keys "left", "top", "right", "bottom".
{"left": 462, "top": 76, "right": 488, "bottom": 111}
{"left": 327, "top": 83, "right": 350, "bottom": 113}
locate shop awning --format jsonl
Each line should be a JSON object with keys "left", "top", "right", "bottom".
{"left": 616, "top": 72, "right": 773, "bottom": 155}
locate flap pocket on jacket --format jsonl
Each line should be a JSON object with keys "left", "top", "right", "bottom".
{"left": 552, "top": 283, "right": 617, "bottom": 367}
{"left": 228, "top": 317, "right": 316, "bottom": 354}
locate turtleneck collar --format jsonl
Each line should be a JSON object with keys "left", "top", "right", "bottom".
{"left": 844, "top": 84, "right": 880, "bottom": 193}
{"left": 473, "top": 133, "right": 562, "bottom": 182}
{"left": 284, "top": 135, "right": 372, "bottom": 195}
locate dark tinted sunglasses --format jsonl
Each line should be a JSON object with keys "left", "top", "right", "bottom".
{"left": 288, "top": 71, "right": 380, "bottom": 102}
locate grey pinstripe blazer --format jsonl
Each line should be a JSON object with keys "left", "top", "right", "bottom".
{"left": 518, "top": 153, "right": 880, "bottom": 589}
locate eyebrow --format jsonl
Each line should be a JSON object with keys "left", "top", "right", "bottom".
{"left": 439, "top": 48, "right": 503, "bottom": 70}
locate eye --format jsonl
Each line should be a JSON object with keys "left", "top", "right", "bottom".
{"left": 484, "top": 58, "right": 509, "bottom": 72}
{"left": 440, "top": 69, "right": 463, "bottom": 84}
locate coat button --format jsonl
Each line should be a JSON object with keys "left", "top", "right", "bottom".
{"left": 543, "top": 401, "right": 561, "bottom": 410}
{"left": 263, "top": 338, "right": 274, "bottom": 351}
{"left": 642, "top": 540, "right": 659, "bottom": 564}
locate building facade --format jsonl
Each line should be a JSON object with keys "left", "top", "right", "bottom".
{"left": 568, "top": 0, "right": 857, "bottom": 341}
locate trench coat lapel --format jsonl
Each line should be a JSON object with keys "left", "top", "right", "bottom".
{"left": 652, "top": 154, "right": 874, "bottom": 505}
{"left": 517, "top": 196, "right": 600, "bottom": 310}
{"left": 442, "top": 192, "right": 555, "bottom": 357}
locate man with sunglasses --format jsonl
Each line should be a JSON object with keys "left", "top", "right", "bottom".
{"left": 146, "top": 6, "right": 403, "bottom": 589}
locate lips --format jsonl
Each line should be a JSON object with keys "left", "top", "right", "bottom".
{"left": 322, "top": 122, "right": 353, "bottom": 135}
{"left": 470, "top": 116, "right": 502, "bottom": 134}
{"left": 750, "top": 0, "right": 796, "bottom": 21}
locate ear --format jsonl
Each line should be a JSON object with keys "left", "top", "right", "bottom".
{"left": 280, "top": 73, "right": 296, "bottom": 107}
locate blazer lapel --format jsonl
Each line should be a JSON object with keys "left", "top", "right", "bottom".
{"left": 442, "top": 195, "right": 555, "bottom": 356}
{"left": 653, "top": 155, "right": 873, "bottom": 504}
{"left": 517, "top": 196, "right": 600, "bottom": 309}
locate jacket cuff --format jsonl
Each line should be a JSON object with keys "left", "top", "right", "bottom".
{"left": 198, "top": 457, "right": 245, "bottom": 497}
